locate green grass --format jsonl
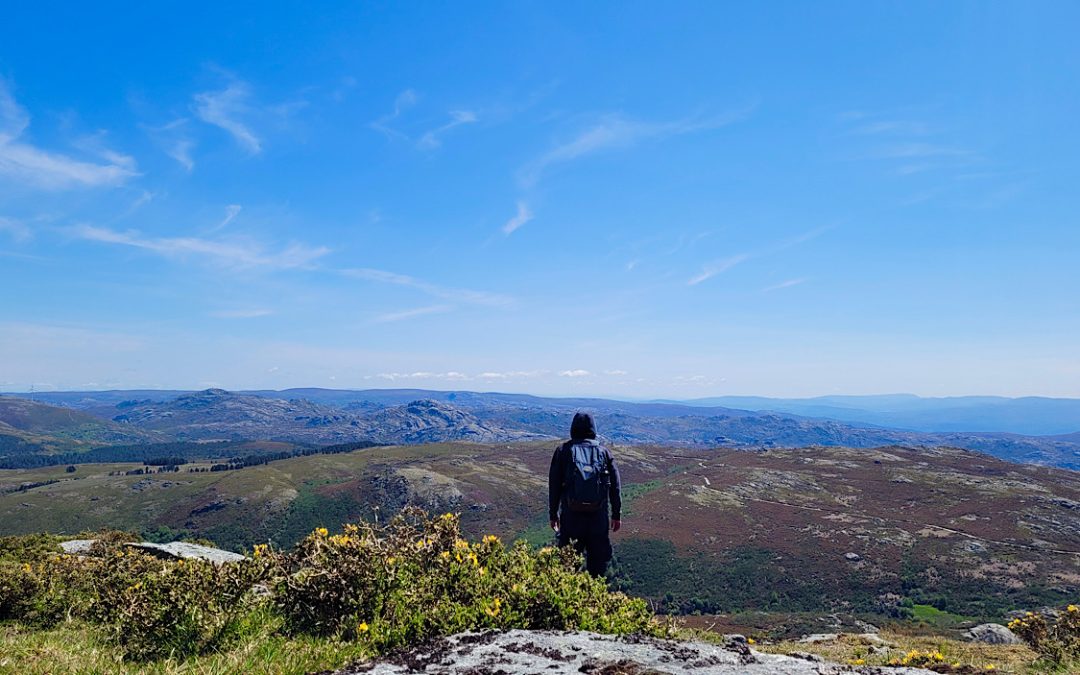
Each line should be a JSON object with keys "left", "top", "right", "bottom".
{"left": 0, "top": 614, "right": 371, "bottom": 675}
{"left": 911, "top": 603, "right": 978, "bottom": 627}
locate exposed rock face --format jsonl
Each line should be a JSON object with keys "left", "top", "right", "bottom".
{"left": 59, "top": 538, "right": 245, "bottom": 564}
{"left": 963, "top": 623, "right": 1022, "bottom": 645}
{"left": 330, "top": 629, "right": 935, "bottom": 674}
{"left": 126, "top": 541, "right": 246, "bottom": 564}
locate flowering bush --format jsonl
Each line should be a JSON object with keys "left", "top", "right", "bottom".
{"left": 0, "top": 511, "right": 667, "bottom": 662}
{"left": 273, "top": 507, "right": 666, "bottom": 650}
{"left": 1008, "top": 604, "right": 1080, "bottom": 665}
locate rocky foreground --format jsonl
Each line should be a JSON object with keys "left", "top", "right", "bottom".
{"left": 328, "top": 630, "right": 935, "bottom": 674}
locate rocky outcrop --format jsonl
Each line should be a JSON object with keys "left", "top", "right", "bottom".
{"left": 963, "top": 623, "right": 1022, "bottom": 645}
{"left": 329, "top": 630, "right": 935, "bottom": 674}
{"left": 60, "top": 538, "right": 245, "bottom": 564}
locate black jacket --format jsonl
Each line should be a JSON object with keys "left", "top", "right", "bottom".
{"left": 548, "top": 413, "right": 622, "bottom": 521}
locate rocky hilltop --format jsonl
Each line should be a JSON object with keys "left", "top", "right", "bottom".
{"left": 333, "top": 629, "right": 935, "bottom": 674}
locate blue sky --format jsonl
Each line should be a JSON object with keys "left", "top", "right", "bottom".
{"left": 1, "top": 2, "right": 1078, "bottom": 398}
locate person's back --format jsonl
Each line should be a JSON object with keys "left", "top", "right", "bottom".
{"left": 547, "top": 412, "right": 622, "bottom": 577}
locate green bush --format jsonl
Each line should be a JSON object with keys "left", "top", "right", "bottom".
{"left": 1009, "top": 604, "right": 1080, "bottom": 666}
{"left": 0, "top": 511, "right": 666, "bottom": 663}
{"left": 0, "top": 538, "right": 273, "bottom": 660}
{"left": 273, "top": 507, "right": 666, "bottom": 651}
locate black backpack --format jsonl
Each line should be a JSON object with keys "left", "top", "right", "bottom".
{"left": 562, "top": 440, "right": 611, "bottom": 513}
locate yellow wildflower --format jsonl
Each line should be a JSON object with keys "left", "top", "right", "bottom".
{"left": 483, "top": 534, "right": 499, "bottom": 545}
{"left": 852, "top": 659, "right": 865, "bottom": 665}
{"left": 985, "top": 665, "right": 995, "bottom": 671}
{"left": 440, "top": 551, "right": 450, "bottom": 560}
{"left": 1069, "top": 604, "right": 1078, "bottom": 613}
{"left": 315, "top": 527, "right": 329, "bottom": 537}
{"left": 479, "top": 566, "right": 486, "bottom": 576}
{"left": 357, "top": 621, "right": 369, "bottom": 633}
{"left": 747, "top": 638, "right": 756, "bottom": 645}
{"left": 387, "top": 557, "right": 396, "bottom": 565}
{"left": 485, "top": 597, "right": 502, "bottom": 617}
{"left": 22, "top": 563, "right": 31, "bottom": 572}
{"left": 253, "top": 544, "right": 269, "bottom": 558}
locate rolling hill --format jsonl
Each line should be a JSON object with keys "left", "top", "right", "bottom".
{"left": 2, "top": 440, "right": 1078, "bottom": 620}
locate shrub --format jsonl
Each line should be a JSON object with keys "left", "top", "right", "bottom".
{"left": 1009, "top": 604, "right": 1080, "bottom": 666}
{"left": 1, "top": 538, "right": 273, "bottom": 660}
{"left": 273, "top": 507, "right": 666, "bottom": 652}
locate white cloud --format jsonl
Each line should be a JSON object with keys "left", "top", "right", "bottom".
{"left": 502, "top": 201, "right": 533, "bottom": 235}
{"left": 559, "top": 369, "right": 591, "bottom": 378}
{"left": 169, "top": 138, "right": 195, "bottom": 171}
{"left": 72, "top": 224, "right": 330, "bottom": 270}
{"left": 371, "top": 91, "right": 477, "bottom": 150}
{"left": 370, "top": 89, "right": 418, "bottom": 141}
{"left": 762, "top": 278, "right": 808, "bottom": 293}
{"left": 687, "top": 254, "right": 748, "bottom": 286}
{"left": 193, "top": 82, "right": 262, "bottom": 154}
{"left": 604, "top": 369, "right": 629, "bottom": 376}
{"left": 344, "top": 267, "right": 513, "bottom": 307}
{"left": 417, "top": 110, "right": 478, "bottom": 149}
{"left": 0, "top": 82, "right": 138, "bottom": 189}
{"left": 519, "top": 107, "right": 752, "bottom": 187}
{"left": 210, "top": 308, "right": 274, "bottom": 318}
{"left": 373, "top": 371, "right": 469, "bottom": 381}
{"left": 372, "top": 304, "right": 454, "bottom": 323}
{"left": 0, "top": 216, "right": 31, "bottom": 241}
{"left": 211, "top": 204, "right": 243, "bottom": 232}
{"left": 478, "top": 370, "right": 545, "bottom": 379}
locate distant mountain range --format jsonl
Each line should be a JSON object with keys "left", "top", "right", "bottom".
{"left": 664, "top": 393, "right": 1080, "bottom": 436}
{"left": 3, "top": 388, "right": 1080, "bottom": 469}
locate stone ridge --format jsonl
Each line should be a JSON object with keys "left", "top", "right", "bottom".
{"left": 328, "top": 629, "right": 935, "bottom": 674}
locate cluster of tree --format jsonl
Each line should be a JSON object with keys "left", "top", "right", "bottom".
{"left": 1, "top": 439, "right": 383, "bottom": 471}
{"left": 1, "top": 478, "right": 61, "bottom": 495}
{"left": 109, "top": 465, "right": 183, "bottom": 476}
{"left": 144, "top": 456, "right": 189, "bottom": 466}
{"left": 0, "top": 440, "right": 250, "bottom": 469}
{"left": 187, "top": 441, "right": 382, "bottom": 474}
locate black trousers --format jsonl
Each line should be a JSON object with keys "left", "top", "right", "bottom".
{"left": 557, "top": 511, "right": 613, "bottom": 577}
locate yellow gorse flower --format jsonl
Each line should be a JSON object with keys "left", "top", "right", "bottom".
{"left": 483, "top": 534, "right": 499, "bottom": 545}
{"left": 315, "top": 527, "right": 329, "bottom": 537}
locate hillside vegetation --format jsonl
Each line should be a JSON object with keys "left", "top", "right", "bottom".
{"left": 3, "top": 441, "right": 1080, "bottom": 623}
{"left": 0, "top": 509, "right": 662, "bottom": 670}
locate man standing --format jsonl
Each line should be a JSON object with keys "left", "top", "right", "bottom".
{"left": 548, "top": 412, "right": 622, "bottom": 577}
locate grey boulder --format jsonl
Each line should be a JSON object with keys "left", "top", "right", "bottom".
{"left": 963, "top": 623, "right": 1022, "bottom": 645}
{"left": 331, "top": 629, "right": 936, "bottom": 674}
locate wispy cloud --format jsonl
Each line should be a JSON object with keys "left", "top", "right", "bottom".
{"left": 210, "top": 308, "right": 274, "bottom": 318}
{"left": 209, "top": 204, "right": 243, "bottom": 232}
{"left": 72, "top": 224, "right": 330, "bottom": 270}
{"left": 343, "top": 267, "right": 513, "bottom": 307}
{"left": 372, "top": 304, "right": 454, "bottom": 323}
{"left": 144, "top": 118, "right": 196, "bottom": 171}
{"left": 0, "top": 81, "right": 138, "bottom": 189}
{"left": 0, "top": 216, "right": 31, "bottom": 241}
{"left": 417, "top": 110, "right": 478, "bottom": 149}
{"left": 851, "top": 120, "right": 930, "bottom": 136}
{"left": 762, "top": 277, "right": 808, "bottom": 293}
{"left": 870, "top": 142, "right": 971, "bottom": 160}
{"left": 502, "top": 201, "right": 533, "bottom": 235}
{"left": 371, "top": 371, "right": 469, "bottom": 382}
{"left": 477, "top": 370, "right": 545, "bottom": 379}
{"left": 519, "top": 107, "right": 752, "bottom": 187}
{"left": 559, "top": 369, "right": 591, "bottom": 377}
{"left": 193, "top": 81, "right": 262, "bottom": 154}
{"left": 371, "top": 90, "right": 477, "bottom": 150}
{"left": 687, "top": 254, "right": 749, "bottom": 286}
{"left": 370, "top": 89, "right": 417, "bottom": 141}
{"left": 604, "top": 369, "right": 629, "bottom": 376}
